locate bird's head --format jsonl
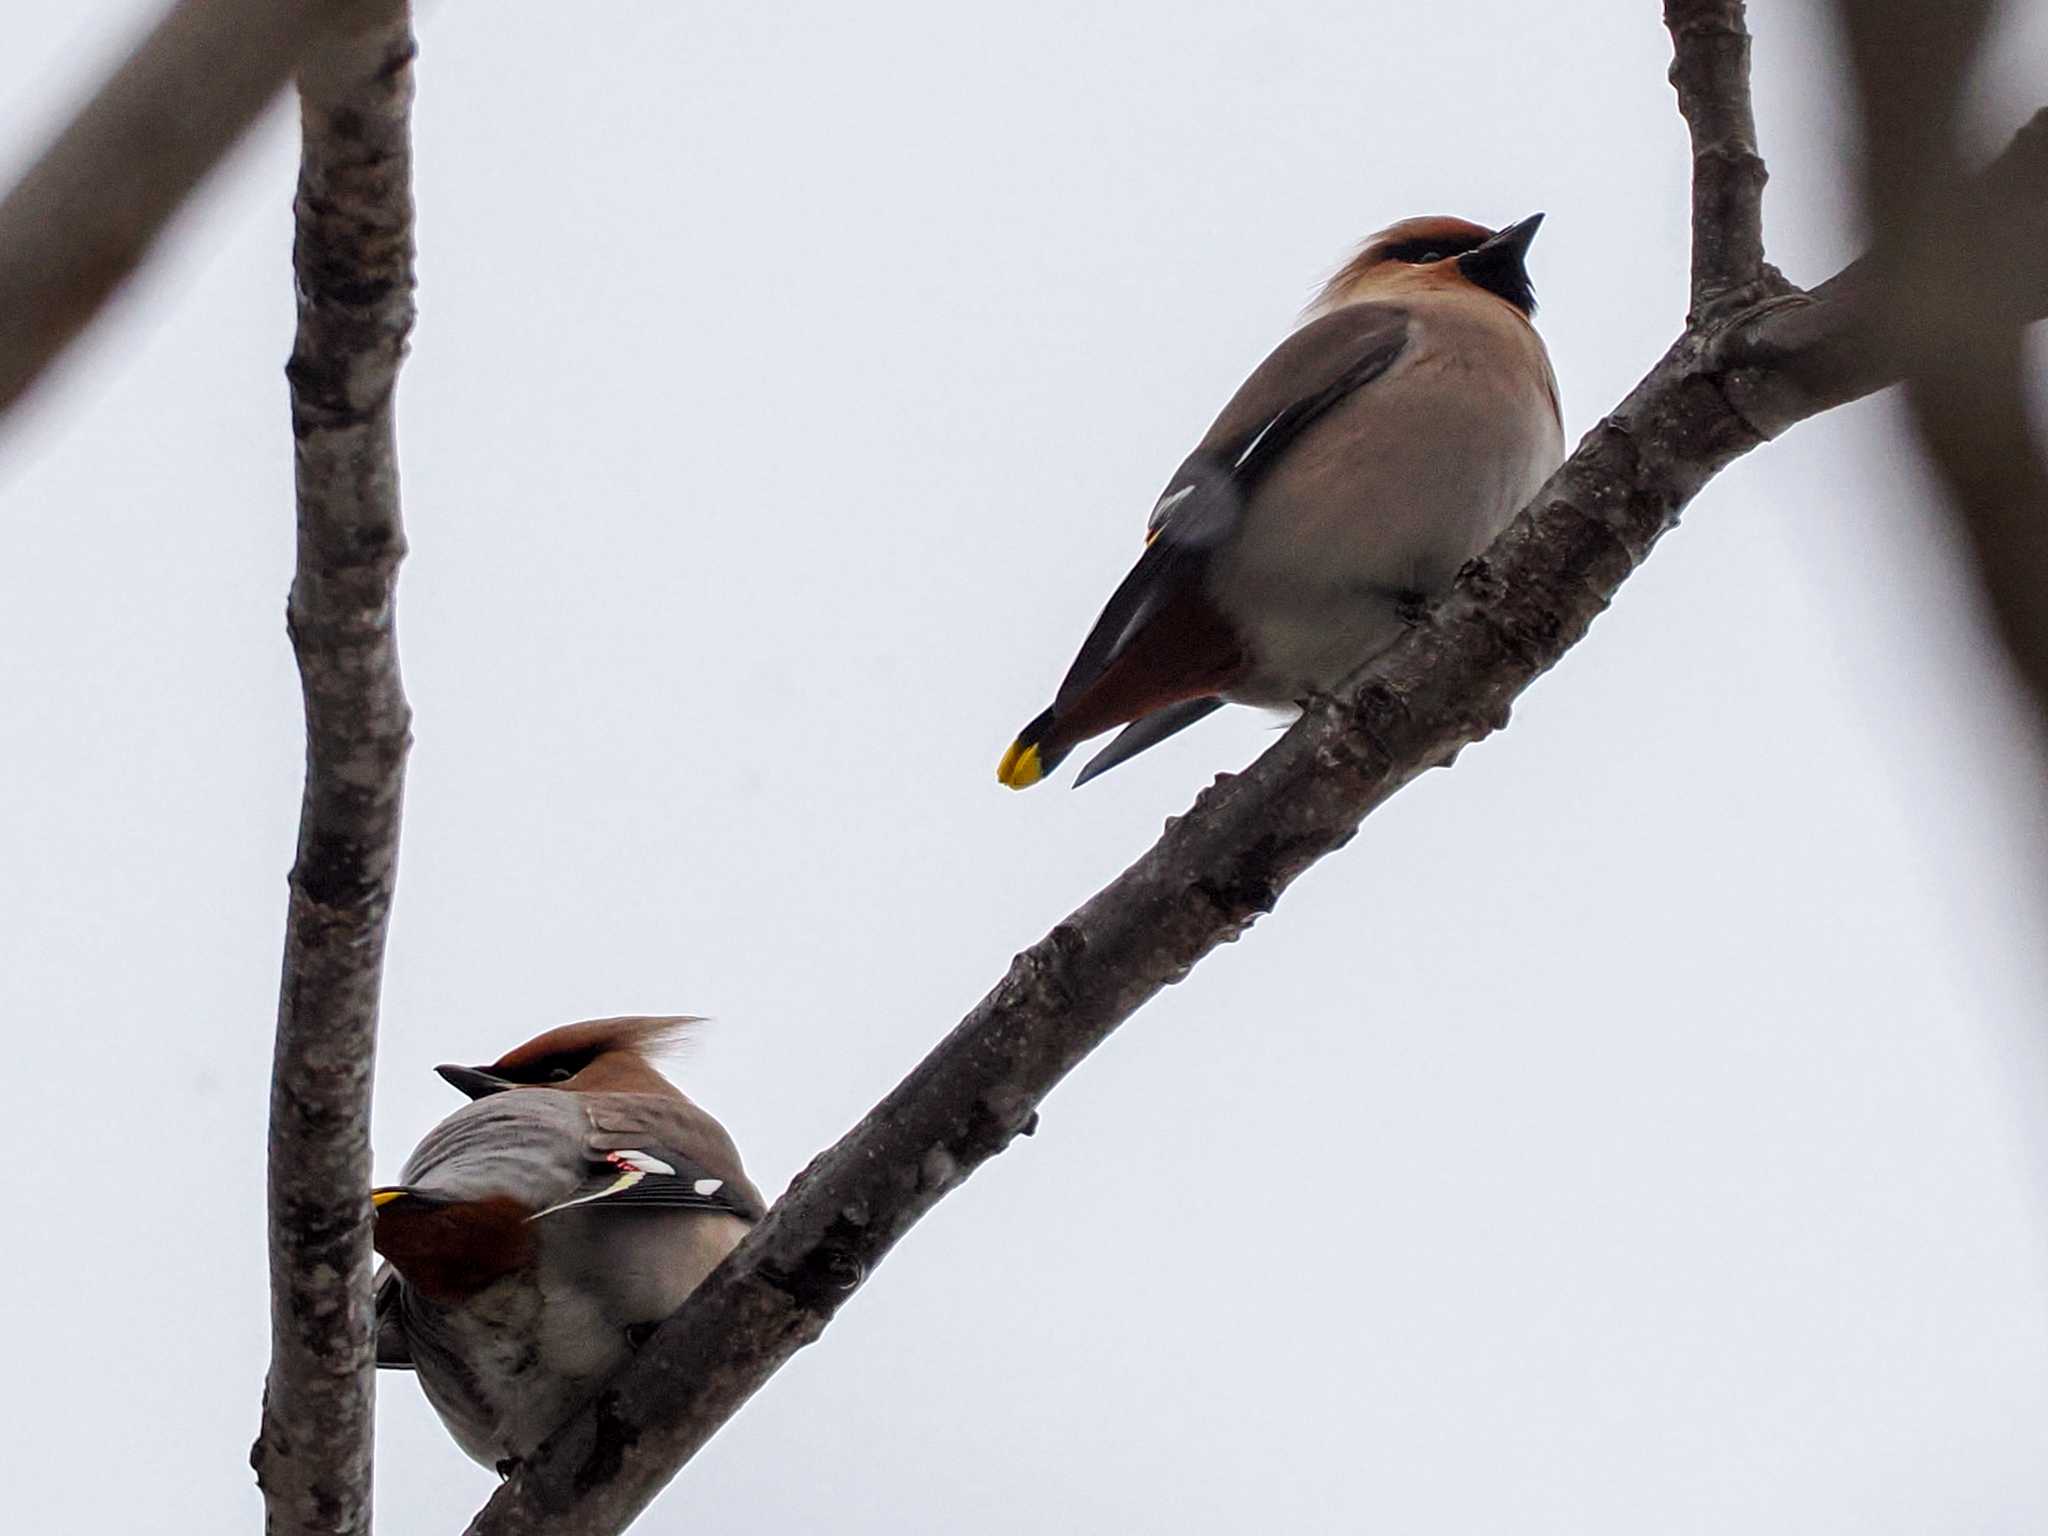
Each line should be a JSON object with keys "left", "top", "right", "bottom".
{"left": 435, "top": 1015, "right": 696, "bottom": 1099}
{"left": 1313, "top": 213, "right": 1544, "bottom": 318}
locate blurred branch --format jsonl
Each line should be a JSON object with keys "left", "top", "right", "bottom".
{"left": 463, "top": 10, "right": 2048, "bottom": 1536}
{"left": 1716, "top": 108, "right": 2048, "bottom": 431}
{"left": 1834, "top": 0, "right": 2048, "bottom": 738}
{"left": 0, "top": 0, "right": 384, "bottom": 424}
{"left": 248, "top": 7, "right": 416, "bottom": 1536}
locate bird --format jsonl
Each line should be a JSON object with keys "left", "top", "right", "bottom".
{"left": 996, "top": 213, "right": 1562, "bottom": 789}
{"left": 370, "top": 1016, "right": 764, "bottom": 1473}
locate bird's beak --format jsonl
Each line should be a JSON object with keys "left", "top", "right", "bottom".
{"left": 436, "top": 1063, "right": 516, "bottom": 1100}
{"left": 1481, "top": 212, "right": 1543, "bottom": 263}
{"left": 1456, "top": 213, "right": 1544, "bottom": 309}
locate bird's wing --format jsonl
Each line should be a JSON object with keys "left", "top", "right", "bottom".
{"left": 1072, "top": 697, "right": 1225, "bottom": 785}
{"left": 1056, "top": 304, "right": 1413, "bottom": 712}
{"left": 372, "top": 1262, "right": 415, "bottom": 1370}
{"left": 527, "top": 1096, "right": 767, "bottom": 1223}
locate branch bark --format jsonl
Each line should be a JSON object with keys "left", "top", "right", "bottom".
{"left": 463, "top": 14, "right": 2048, "bottom": 1536}
{"left": 1664, "top": 0, "right": 1773, "bottom": 316}
{"left": 1834, "top": 0, "right": 2048, "bottom": 741}
{"left": 0, "top": 0, "right": 386, "bottom": 424}
{"left": 249, "top": 8, "right": 416, "bottom": 1536}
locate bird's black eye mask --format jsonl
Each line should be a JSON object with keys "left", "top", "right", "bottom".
{"left": 1379, "top": 233, "right": 1487, "bottom": 264}
{"left": 500, "top": 1050, "right": 597, "bottom": 1085}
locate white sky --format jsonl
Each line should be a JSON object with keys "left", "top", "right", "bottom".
{"left": 6, "top": 2, "right": 2048, "bottom": 1531}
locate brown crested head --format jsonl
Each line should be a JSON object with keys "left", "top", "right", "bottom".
{"left": 436, "top": 1015, "right": 695, "bottom": 1099}
{"left": 1313, "top": 213, "right": 1543, "bottom": 317}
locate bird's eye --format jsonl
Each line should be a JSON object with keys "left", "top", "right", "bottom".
{"left": 1380, "top": 241, "right": 1451, "bottom": 265}
{"left": 546, "top": 1067, "right": 574, "bottom": 1083}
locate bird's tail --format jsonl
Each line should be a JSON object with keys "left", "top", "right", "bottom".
{"left": 997, "top": 706, "right": 1078, "bottom": 789}
{"left": 370, "top": 1188, "right": 537, "bottom": 1301}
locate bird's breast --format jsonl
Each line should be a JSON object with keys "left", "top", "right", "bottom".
{"left": 1211, "top": 306, "right": 1562, "bottom": 703}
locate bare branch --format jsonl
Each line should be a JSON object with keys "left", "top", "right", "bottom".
{"left": 0, "top": 0, "right": 386, "bottom": 424}
{"left": 1833, "top": 0, "right": 2048, "bottom": 739}
{"left": 1663, "top": 0, "right": 1772, "bottom": 315}
{"left": 248, "top": 7, "right": 416, "bottom": 1535}
{"left": 462, "top": 41, "right": 2048, "bottom": 1536}
{"left": 1710, "top": 107, "right": 2048, "bottom": 434}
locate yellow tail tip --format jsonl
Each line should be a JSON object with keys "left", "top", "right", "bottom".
{"left": 997, "top": 739, "right": 1045, "bottom": 789}
{"left": 371, "top": 1188, "right": 408, "bottom": 1208}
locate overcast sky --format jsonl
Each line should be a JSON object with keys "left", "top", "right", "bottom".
{"left": 6, "top": 2, "right": 2048, "bottom": 1531}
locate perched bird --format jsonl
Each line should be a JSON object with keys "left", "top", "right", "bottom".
{"left": 997, "top": 213, "right": 1563, "bottom": 788}
{"left": 371, "top": 1016, "right": 763, "bottom": 1472}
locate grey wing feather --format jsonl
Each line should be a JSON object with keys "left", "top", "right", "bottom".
{"left": 373, "top": 1262, "right": 414, "bottom": 1370}
{"left": 1073, "top": 697, "right": 1225, "bottom": 786}
{"left": 559, "top": 1095, "right": 768, "bottom": 1222}
{"left": 399, "top": 1089, "right": 766, "bottom": 1224}
{"left": 1059, "top": 306, "right": 1412, "bottom": 703}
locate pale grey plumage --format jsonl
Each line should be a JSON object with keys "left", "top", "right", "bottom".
{"left": 1000, "top": 214, "right": 1562, "bottom": 788}
{"left": 1211, "top": 280, "right": 1563, "bottom": 707}
{"left": 374, "top": 1027, "right": 761, "bottom": 1470}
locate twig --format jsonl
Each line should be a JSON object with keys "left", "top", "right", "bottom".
{"left": 1663, "top": 0, "right": 1771, "bottom": 316}
{"left": 464, "top": 16, "right": 2048, "bottom": 1536}
{"left": 248, "top": 7, "right": 416, "bottom": 1535}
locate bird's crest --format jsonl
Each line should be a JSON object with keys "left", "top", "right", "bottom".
{"left": 1309, "top": 215, "right": 1497, "bottom": 314}
{"left": 488, "top": 1015, "right": 701, "bottom": 1073}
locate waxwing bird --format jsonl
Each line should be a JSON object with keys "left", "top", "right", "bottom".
{"left": 997, "top": 214, "right": 1563, "bottom": 788}
{"left": 371, "top": 1016, "right": 764, "bottom": 1472}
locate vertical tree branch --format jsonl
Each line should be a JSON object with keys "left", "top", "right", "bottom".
{"left": 1835, "top": 0, "right": 2048, "bottom": 741}
{"left": 0, "top": 0, "right": 387, "bottom": 424}
{"left": 250, "top": 7, "right": 416, "bottom": 1535}
{"left": 1663, "top": 0, "right": 1771, "bottom": 317}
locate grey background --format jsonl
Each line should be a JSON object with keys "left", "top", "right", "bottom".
{"left": 6, "top": 2, "right": 2048, "bottom": 1530}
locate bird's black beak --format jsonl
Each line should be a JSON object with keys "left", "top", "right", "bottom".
{"left": 436, "top": 1063, "right": 515, "bottom": 1100}
{"left": 1486, "top": 212, "right": 1544, "bottom": 260}
{"left": 1458, "top": 212, "right": 1543, "bottom": 315}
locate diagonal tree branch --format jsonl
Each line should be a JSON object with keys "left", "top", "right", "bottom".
{"left": 248, "top": 7, "right": 416, "bottom": 1536}
{"left": 0, "top": 0, "right": 394, "bottom": 426}
{"left": 462, "top": 11, "right": 2048, "bottom": 1536}
{"left": 1834, "top": 0, "right": 2048, "bottom": 742}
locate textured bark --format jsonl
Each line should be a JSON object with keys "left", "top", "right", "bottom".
{"left": 249, "top": 9, "right": 416, "bottom": 1536}
{"left": 1834, "top": 0, "right": 2048, "bottom": 740}
{"left": 1663, "top": 0, "right": 1774, "bottom": 316}
{"left": 462, "top": 12, "right": 2048, "bottom": 1536}
{"left": 0, "top": 0, "right": 389, "bottom": 422}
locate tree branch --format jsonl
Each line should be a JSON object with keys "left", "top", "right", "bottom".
{"left": 1833, "top": 0, "right": 2048, "bottom": 741}
{"left": 1709, "top": 105, "right": 2048, "bottom": 435}
{"left": 463, "top": 15, "right": 2048, "bottom": 1536}
{"left": 0, "top": 0, "right": 386, "bottom": 424}
{"left": 1663, "top": 0, "right": 1773, "bottom": 316}
{"left": 248, "top": 8, "right": 416, "bottom": 1536}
